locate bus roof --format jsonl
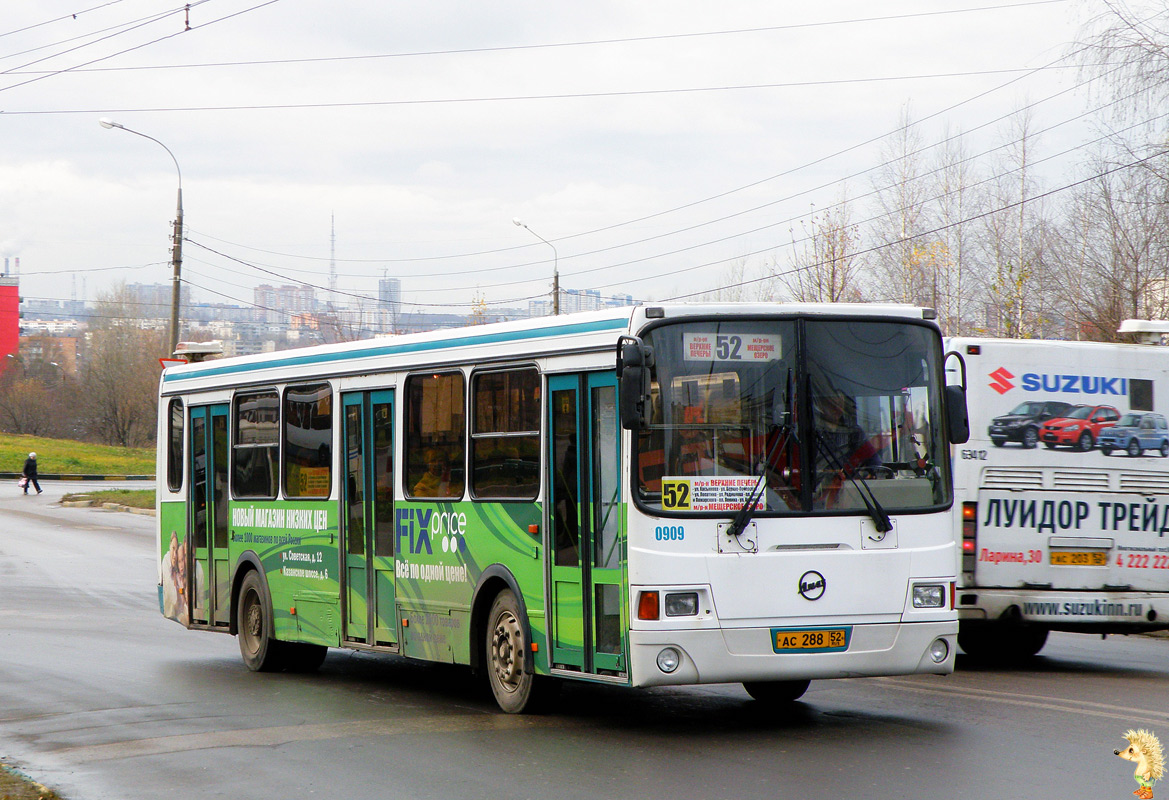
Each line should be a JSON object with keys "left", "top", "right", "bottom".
{"left": 161, "top": 302, "right": 935, "bottom": 392}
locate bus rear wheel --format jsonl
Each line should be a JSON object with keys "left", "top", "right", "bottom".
{"left": 238, "top": 570, "right": 284, "bottom": 672}
{"left": 485, "top": 589, "right": 557, "bottom": 713}
{"left": 742, "top": 679, "right": 810, "bottom": 704}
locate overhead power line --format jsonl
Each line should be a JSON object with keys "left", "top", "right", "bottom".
{"left": 0, "top": 65, "right": 1083, "bottom": 112}
{"left": 0, "top": 0, "right": 134, "bottom": 40}
{"left": 2, "top": 0, "right": 1070, "bottom": 73}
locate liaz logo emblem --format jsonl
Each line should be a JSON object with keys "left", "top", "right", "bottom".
{"left": 798, "top": 570, "right": 826, "bottom": 600}
{"left": 989, "top": 367, "right": 1015, "bottom": 395}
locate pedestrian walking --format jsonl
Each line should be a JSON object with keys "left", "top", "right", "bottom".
{"left": 22, "top": 452, "right": 42, "bottom": 495}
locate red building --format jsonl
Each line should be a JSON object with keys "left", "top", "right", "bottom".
{"left": 0, "top": 277, "right": 19, "bottom": 372}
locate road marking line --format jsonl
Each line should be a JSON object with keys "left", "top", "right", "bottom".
{"left": 48, "top": 713, "right": 576, "bottom": 763}
{"left": 873, "top": 677, "right": 1169, "bottom": 726}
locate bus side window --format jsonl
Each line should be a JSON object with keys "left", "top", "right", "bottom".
{"left": 233, "top": 389, "right": 279, "bottom": 499}
{"left": 283, "top": 383, "right": 332, "bottom": 499}
{"left": 471, "top": 368, "right": 540, "bottom": 501}
{"left": 405, "top": 372, "right": 466, "bottom": 499}
{"left": 167, "top": 398, "right": 184, "bottom": 492}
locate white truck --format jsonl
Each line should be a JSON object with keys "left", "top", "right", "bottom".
{"left": 948, "top": 323, "right": 1169, "bottom": 660}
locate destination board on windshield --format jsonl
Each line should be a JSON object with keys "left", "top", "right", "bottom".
{"left": 661, "top": 476, "right": 763, "bottom": 512}
{"left": 682, "top": 332, "right": 780, "bottom": 362}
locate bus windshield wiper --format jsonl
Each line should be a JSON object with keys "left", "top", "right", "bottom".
{"left": 813, "top": 431, "right": 893, "bottom": 534}
{"left": 725, "top": 425, "right": 794, "bottom": 538}
{"left": 726, "top": 368, "right": 795, "bottom": 539}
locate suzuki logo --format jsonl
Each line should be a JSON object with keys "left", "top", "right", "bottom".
{"left": 798, "top": 570, "right": 826, "bottom": 601}
{"left": 989, "top": 367, "right": 1015, "bottom": 395}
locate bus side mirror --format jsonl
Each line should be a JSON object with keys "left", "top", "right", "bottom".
{"left": 946, "top": 384, "right": 970, "bottom": 444}
{"left": 617, "top": 338, "right": 653, "bottom": 431}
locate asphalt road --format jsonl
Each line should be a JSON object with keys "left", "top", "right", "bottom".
{"left": 1, "top": 482, "right": 1167, "bottom": 799}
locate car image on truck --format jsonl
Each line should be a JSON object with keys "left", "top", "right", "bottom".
{"left": 1096, "top": 411, "right": 1169, "bottom": 457}
{"left": 1039, "top": 404, "right": 1121, "bottom": 452}
{"left": 988, "top": 400, "right": 1074, "bottom": 448}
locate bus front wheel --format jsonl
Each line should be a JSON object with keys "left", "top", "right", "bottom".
{"left": 238, "top": 570, "right": 284, "bottom": 672}
{"left": 486, "top": 589, "right": 552, "bottom": 713}
{"left": 742, "top": 679, "right": 810, "bottom": 704}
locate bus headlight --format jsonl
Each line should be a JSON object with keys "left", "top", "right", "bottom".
{"left": 656, "top": 647, "right": 681, "bottom": 673}
{"left": 929, "top": 638, "right": 950, "bottom": 663}
{"left": 664, "top": 592, "right": 699, "bottom": 617}
{"left": 912, "top": 584, "right": 945, "bottom": 608}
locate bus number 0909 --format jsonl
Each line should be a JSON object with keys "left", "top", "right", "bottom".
{"left": 655, "top": 526, "right": 685, "bottom": 541}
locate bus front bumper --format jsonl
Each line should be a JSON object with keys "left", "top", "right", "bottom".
{"left": 628, "top": 620, "right": 957, "bottom": 688}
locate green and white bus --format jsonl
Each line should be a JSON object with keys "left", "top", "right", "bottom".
{"left": 157, "top": 303, "right": 969, "bottom": 712}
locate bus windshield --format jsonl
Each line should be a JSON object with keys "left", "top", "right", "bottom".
{"left": 635, "top": 317, "right": 951, "bottom": 515}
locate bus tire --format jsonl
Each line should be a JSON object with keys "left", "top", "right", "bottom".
{"left": 486, "top": 589, "right": 550, "bottom": 713}
{"left": 742, "top": 679, "right": 810, "bottom": 704}
{"left": 283, "top": 642, "right": 328, "bottom": 673}
{"left": 959, "top": 624, "right": 1047, "bottom": 661}
{"left": 237, "top": 570, "right": 285, "bottom": 672}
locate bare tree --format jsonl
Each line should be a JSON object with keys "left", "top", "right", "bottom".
{"left": 978, "top": 106, "right": 1062, "bottom": 338}
{"left": 869, "top": 105, "right": 932, "bottom": 304}
{"left": 779, "top": 196, "right": 864, "bottom": 303}
{"left": 928, "top": 127, "right": 984, "bottom": 335}
{"left": 702, "top": 257, "right": 771, "bottom": 302}
{"left": 1053, "top": 145, "right": 1169, "bottom": 340}
{"left": 1077, "top": 0, "right": 1169, "bottom": 121}
{"left": 80, "top": 285, "right": 169, "bottom": 447}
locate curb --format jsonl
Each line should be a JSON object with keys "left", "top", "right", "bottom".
{"left": 60, "top": 498, "right": 156, "bottom": 516}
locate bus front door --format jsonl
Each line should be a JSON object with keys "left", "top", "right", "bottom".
{"left": 189, "top": 404, "right": 230, "bottom": 628}
{"left": 547, "top": 373, "right": 626, "bottom": 676}
{"left": 341, "top": 390, "right": 397, "bottom": 647}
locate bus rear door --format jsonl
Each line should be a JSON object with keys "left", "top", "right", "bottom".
{"left": 341, "top": 390, "right": 398, "bottom": 646}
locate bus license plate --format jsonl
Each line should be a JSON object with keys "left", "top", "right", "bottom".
{"left": 771, "top": 627, "right": 851, "bottom": 653}
{"left": 1050, "top": 551, "right": 1107, "bottom": 566}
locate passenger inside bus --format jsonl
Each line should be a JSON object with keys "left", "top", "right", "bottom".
{"left": 413, "top": 448, "right": 461, "bottom": 498}
{"left": 814, "top": 390, "right": 882, "bottom": 504}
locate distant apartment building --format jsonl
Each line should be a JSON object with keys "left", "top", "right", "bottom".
{"left": 378, "top": 277, "right": 403, "bottom": 333}
{"left": 18, "top": 334, "right": 79, "bottom": 376}
{"left": 127, "top": 282, "right": 190, "bottom": 321}
{"left": 253, "top": 284, "right": 316, "bottom": 325}
{"left": 528, "top": 290, "right": 635, "bottom": 317}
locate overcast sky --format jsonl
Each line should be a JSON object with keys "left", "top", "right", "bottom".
{"left": 0, "top": 0, "right": 1100, "bottom": 318}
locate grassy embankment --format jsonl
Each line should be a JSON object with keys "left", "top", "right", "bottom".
{"left": 0, "top": 764, "right": 61, "bottom": 799}
{"left": 0, "top": 762, "right": 62, "bottom": 800}
{"left": 0, "top": 434, "right": 155, "bottom": 508}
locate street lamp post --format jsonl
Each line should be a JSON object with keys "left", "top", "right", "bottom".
{"left": 512, "top": 218, "right": 559, "bottom": 315}
{"left": 100, "top": 118, "right": 184, "bottom": 354}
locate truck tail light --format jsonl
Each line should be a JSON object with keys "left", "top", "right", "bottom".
{"left": 961, "top": 501, "right": 977, "bottom": 574}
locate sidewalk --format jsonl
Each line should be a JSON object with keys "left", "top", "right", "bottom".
{"left": 0, "top": 472, "right": 152, "bottom": 481}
